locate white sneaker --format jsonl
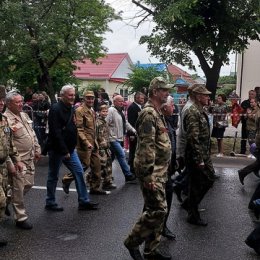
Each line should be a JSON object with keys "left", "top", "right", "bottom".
{"left": 247, "top": 154, "right": 256, "bottom": 159}
{"left": 216, "top": 153, "right": 224, "bottom": 157}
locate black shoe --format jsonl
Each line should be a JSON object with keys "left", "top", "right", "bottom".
{"left": 62, "top": 181, "right": 70, "bottom": 194}
{"left": 124, "top": 242, "right": 144, "bottom": 260}
{"left": 253, "top": 201, "right": 260, "bottom": 219}
{"left": 172, "top": 185, "right": 183, "bottom": 202}
{"left": 45, "top": 204, "right": 64, "bottom": 212}
{"left": 89, "top": 189, "right": 110, "bottom": 195}
{"left": 5, "top": 204, "right": 10, "bottom": 216}
{"left": 187, "top": 217, "right": 208, "bottom": 227}
{"left": 162, "top": 227, "right": 176, "bottom": 240}
{"left": 181, "top": 200, "right": 189, "bottom": 211}
{"left": 78, "top": 201, "right": 99, "bottom": 210}
{"left": 144, "top": 250, "right": 172, "bottom": 260}
{"left": 125, "top": 175, "right": 137, "bottom": 184}
{"left": 102, "top": 183, "right": 117, "bottom": 190}
{"left": 238, "top": 170, "right": 244, "bottom": 185}
{"left": 0, "top": 240, "right": 7, "bottom": 247}
{"left": 254, "top": 170, "right": 260, "bottom": 178}
{"left": 213, "top": 174, "right": 220, "bottom": 180}
{"left": 245, "top": 239, "right": 260, "bottom": 255}
{"left": 16, "top": 220, "right": 33, "bottom": 230}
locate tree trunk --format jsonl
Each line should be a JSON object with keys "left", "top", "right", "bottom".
{"left": 204, "top": 70, "right": 220, "bottom": 100}
{"left": 38, "top": 72, "right": 56, "bottom": 103}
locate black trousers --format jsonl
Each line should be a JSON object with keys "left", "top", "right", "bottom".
{"left": 128, "top": 136, "right": 137, "bottom": 174}
{"left": 187, "top": 167, "right": 214, "bottom": 221}
{"left": 240, "top": 121, "right": 248, "bottom": 154}
{"left": 239, "top": 151, "right": 260, "bottom": 182}
{"left": 164, "top": 177, "right": 174, "bottom": 227}
{"left": 246, "top": 224, "right": 260, "bottom": 249}
{"left": 249, "top": 182, "right": 260, "bottom": 209}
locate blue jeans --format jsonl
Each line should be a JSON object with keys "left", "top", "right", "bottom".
{"left": 110, "top": 140, "right": 132, "bottom": 178}
{"left": 46, "top": 150, "right": 90, "bottom": 206}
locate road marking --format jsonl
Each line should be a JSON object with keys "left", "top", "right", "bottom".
{"left": 32, "top": 186, "right": 77, "bottom": 192}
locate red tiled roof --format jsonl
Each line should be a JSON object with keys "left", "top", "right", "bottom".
{"left": 167, "top": 64, "right": 195, "bottom": 84}
{"left": 73, "top": 53, "right": 132, "bottom": 80}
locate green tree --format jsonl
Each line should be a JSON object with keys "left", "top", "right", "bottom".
{"left": 218, "top": 75, "right": 236, "bottom": 85}
{"left": 0, "top": 0, "right": 117, "bottom": 101}
{"left": 124, "top": 65, "right": 168, "bottom": 94}
{"left": 132, "top": 0, "right": 260, "bottom": 98}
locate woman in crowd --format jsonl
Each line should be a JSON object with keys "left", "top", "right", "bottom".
{"left": 210, "top": 94, "right": 228, "bottom": 157}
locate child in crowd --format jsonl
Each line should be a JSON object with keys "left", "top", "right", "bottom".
{"left": 96, "top": 105, "right": 116, "bottom": 190}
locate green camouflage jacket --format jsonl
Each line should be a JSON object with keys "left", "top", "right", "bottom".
{"left": 134, "top": 101, "right": 171, "bottom": 182}
{"left": 184, "top": 103, "right": 211, "bottom": 166}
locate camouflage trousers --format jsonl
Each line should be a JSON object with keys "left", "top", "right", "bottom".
{"left": 63, "top": 150, "right": 102, "bottom": 191}
{"left": 0, "top": 164, "right": 8, "bottom": 220}
{"left": 124, "top": 179, "right": 167, "bottom": 253}
{"left": 99, "top": 149, "right": 113, "bottom": 186}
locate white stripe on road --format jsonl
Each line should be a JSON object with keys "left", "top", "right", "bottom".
{"left": 32, "top": 186, "right": 77, "bottom": 192}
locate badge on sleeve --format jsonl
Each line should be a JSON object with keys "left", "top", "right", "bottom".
{"left": 143, "top": 121, "right": 153, "bottom": 134}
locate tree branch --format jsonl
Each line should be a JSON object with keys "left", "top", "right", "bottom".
{"left": 132, "top": 0, "right": 154, "bottom": 16}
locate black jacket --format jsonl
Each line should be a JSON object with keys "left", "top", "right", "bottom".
{"left": 127, "top": 102, "right": 141, "bottom": 134}
{"left": 48, "top": 101, "right": 77, "bottom": 155}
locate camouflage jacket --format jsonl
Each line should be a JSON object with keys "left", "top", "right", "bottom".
{"left": 134, "top": 101, "right": 171, "bottom": 181}
{"left": 184, "top": 103, "right": 211, "bottom": 166}
{"left": 76, "top": 103, "right": 98, "bottom": 151}
{"left": 0, "top": 114, "right": 20, "bottom": 165}
{"left": 96, "top": 117, "right": 109, "bottom": 150}
{"left": 255, "top": 109, "right": 260, "bottom": 148}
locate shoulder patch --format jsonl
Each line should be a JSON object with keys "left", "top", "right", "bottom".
{"left": 143, "top": 121, "right": 153, "bottom": 134}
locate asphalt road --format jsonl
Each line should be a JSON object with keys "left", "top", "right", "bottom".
{"left": 0, "top": 156, "right": 260, "bottom": 260}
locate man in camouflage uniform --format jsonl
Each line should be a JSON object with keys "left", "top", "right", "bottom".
{"left": 184, "top": 85, "right": 215, "bottom": 226}
{"left": 124, "top": 77, "right": 173, "bottom": 260}
{"left": 96, "top": 104, "right": 116, "bottom": 190}
{"left": 62, "top": 90, "right": 108, "bottom": 195}
{"left": 4, "top": 92, "right": 41, "bottom": 230}
{"left": 0, "top": 86, "right": 23, "bottom": 246}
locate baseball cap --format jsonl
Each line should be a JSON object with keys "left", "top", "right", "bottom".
{"left": 149, "top": 77, "right": 174, "bottom": 91}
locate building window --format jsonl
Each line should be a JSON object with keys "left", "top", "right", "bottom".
{"left": 120, "top": 89, "right": 128, "bottom": 101}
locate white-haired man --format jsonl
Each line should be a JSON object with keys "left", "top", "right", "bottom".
{"left": 45, "top": 85, "right": 98, "bottom": 211}
{"left": 4, "top": 91, "right": 40, "bottom": 229}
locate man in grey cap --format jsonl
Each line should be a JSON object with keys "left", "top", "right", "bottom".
{"left": 124, "top": 77, "right": 173, "bottom": 260}
{"left": 174, "top": 83, "right": 202, "bottom": 202}
{"left": 183, "top": 85, "right": 215, "bottom": 226}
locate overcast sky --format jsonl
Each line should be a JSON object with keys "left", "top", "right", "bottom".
{"left": 103, "top": 0, "right": 236, "bottom": 77}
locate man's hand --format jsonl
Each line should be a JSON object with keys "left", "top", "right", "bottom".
{"left": 143, "top": 181, "right": 156, "bottom": 191}
{"left": 196, "top": 162, "right": 205, "bottom": 170}
{"left": 176, "top": 157, "right": 185, "bottom": 171}
{"left": 64, "top": 153, "right": 70, "bottom": 160}
{"left": 143, "top": 175, "right": 156, "bottom": 191}
{"left": 15, "top": 161, "right": 24, "bottom": 173}
{"left": 34, "top": 152, "right": 41, "bottom": 162}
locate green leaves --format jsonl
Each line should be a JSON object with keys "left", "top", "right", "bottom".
{"left": 134, "top": 0, "right": 260, "bottom": 98}
{"left": 0, "top": 0, "right": 118, "bottom": 97}
{"left": 124, "top": 65, "right": 168, "bottom": 94}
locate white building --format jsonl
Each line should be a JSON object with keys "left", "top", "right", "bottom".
{"left": 236, "top": 40, "right": 260, "bottom": 101}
